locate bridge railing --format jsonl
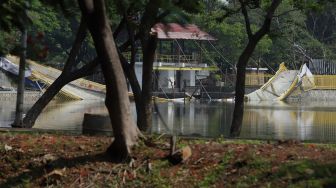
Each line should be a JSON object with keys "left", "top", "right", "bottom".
{"left": 223, "top": 73, "right": 274, "bottom": 87}
{"left": 244, "top": 74, "right": 336, "bottom": 89}
{"left": 245, "top": 74, "right": 273, "bottom": 87}
{"left": 122, "top": 53, "right": 200, "bottom": 64}
{"left": 304, "top": 75, "right": 336, "bottom": 90}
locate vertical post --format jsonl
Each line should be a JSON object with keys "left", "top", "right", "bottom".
{"left": 199, "top": 41, "right": 202, "bottom": 64}
{"left": 12, "top": 26, "right": 27, "bottom": 127}
{"left": 159, "top": 40, "right": 162, "bottom": 54}
{"left": 170, "top": 135, "right": 176, "bottom": 155}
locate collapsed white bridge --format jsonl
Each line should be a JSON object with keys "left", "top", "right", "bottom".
{"left": 1, "top": 55, "right": 106, "bottom": 100}
{"left": 245, "top": 63, "right": 315, "bottom": 101}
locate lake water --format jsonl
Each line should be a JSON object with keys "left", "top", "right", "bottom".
{"left": 1, "top": 99, "right": 336, "bottom": 143}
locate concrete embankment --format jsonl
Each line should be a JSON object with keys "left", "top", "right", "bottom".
{"left": 0, "top": 91, "right": 41, "bottom": 101}
{"left": 287, "top": 89, "right": 336, "bottom": 101}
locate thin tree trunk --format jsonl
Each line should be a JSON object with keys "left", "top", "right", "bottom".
{"left": 78, "top": 0, "right": 140, "bottom": 162}
{"left": 230, "top": 0, "right": 281, "bottom": 137}
{"left": 12, "top": 27, "right": 27, "bottom": 127}
{"left": 21, "top": 18, "right": 88, "bottom": 128}
{"left": 22, "top": 59, "right": 98, "bottom": 128}
{"left": 122, "top": 15, "right": 144, "bottom": 128}
{"left": 230, "top": 42, "right": 256, "bottom": 136}
{"left": 21, "top": 15, "right": 131, "bottom": 128}
{"left": 119, "top": 55, "right": 143, "bottom": 128}
{"left": 139, "top": 35, "right": 157, "bottom": 131}
{"left": 22, "top": 76, "right": 68, "bottom": 127}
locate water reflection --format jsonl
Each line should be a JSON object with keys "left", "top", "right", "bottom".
{"left": 152, "top": 102, "right": 232, "bottom": 137}
{"left": 1, "top": 99, "right": 336, "bottom": 142}
{"left": 0, "top": 100, "right": 32, "bottom": 128}
{"left": 0, "top": 99, "right": 107, "bottom": 131}
{"left": 152, "top": 101, "right": 336, "bottom": 142}
{"left": 34, "top": 100, "right": 107, "bottom": 132}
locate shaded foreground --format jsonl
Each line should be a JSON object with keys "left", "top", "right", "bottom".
{"left": 0, "top": 132, "right": 336, "bottom": 187}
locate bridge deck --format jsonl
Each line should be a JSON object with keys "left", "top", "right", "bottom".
{"left": 5, "top": 55, "right": 106, "bottom": 100}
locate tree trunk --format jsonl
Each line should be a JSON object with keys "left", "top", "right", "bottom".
{"left": 139, "top": 35, "right": 157, "bottom": 132}
{"left": 21, "top": 18, "right": 88, "bottom": 128}
{"left": 78, "top": 0, "right": 140, "bottom": 162}
{"left": 12, "top": 27, "right": 27, "bottom": 128}
{"left": 230, "top": 41, "right": 268, "bottom": 137}
{"left": 22, "top": 76, "right": 68, "bottom": 127}
{"left": 230, "top": 0, "right": 281, "bottom": 137}
{"left": 119, "top": 55, "right": 143, "bottom": 129}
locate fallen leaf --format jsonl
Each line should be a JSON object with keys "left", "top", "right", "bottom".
{"left": 4, "top": 144, "right": 13, "bottom": 152}
{"left": 41, "top": 168, "right": 65, "bottom": 185}
{"left": 42, "top": 154, "right": 58, "bottom": 164}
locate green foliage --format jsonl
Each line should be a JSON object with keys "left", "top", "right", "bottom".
{"left": 1, "top": 0, "right": 336, "bottom": 71}
{"left": 0, "top": 30, "right": 20, "bottom": 55}
{"left": 192, "top": 0, "right": 336, "bottom": 71}
{"left": 29, "top": 2, "right": 61, "bottom": 33}
{"left": 0, "top": 0, "right": 30, "bottom": 31}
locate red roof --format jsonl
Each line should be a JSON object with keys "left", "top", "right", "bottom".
{"left": 151, "top": 23, "right": 216, "bottom": 41}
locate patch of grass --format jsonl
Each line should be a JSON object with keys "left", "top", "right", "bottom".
{"left": 123, "top": 159, "right": 171, "bottom": 188}
{"left": 198, "top": 150, "right": 234, "bottom": 187}
{"left": 246, "top": 156, "right": 272, "bottom": 170}
{"left": 315, "top": 143, "right": 336, "bottom": 150}
{"left": 270, "top": 160, "right": 336, "bottom": 187}
{"left": 215, "top": 135, "right": 226, "bottom": 144}
{"left": 20, "top": 174, "right": 33, "bottom": 186}
{"left": 0, "top": 144, "right": 4, "bottom": 153}
{"left": 243, "top": 157, "right": 273, "bottom": 186}
{"left": 223, "top": 139, "right": 265, "bottom": 145}
{"left": 191, "top": 138, "right": 209, "bottom": 145}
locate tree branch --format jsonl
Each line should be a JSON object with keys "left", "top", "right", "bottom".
{"left": 240, "top": 0, "right": 253, "bottom": 39}
{"left": 155, "top": 10, "right": 170, "bottom": 23}
{"left": 113, "top": 15, "right": 126, "bottom": 39}
{"left": 63, "top": 17, "right": 87, "bottom": 73}
{"left": 125, "top": 13, "right": 137, "bottom": 67}
{"left": 274, "top": 8, "right": 299, "bottom": 18}
{"left": 70, "top": 58, "right": 100, "bottom": 80}
{"left": 118, "top": 32, "right": 140, "bottom": 52}
{"left": 253, "top": 0, "right": 282, "bottom": 41}
{"left": 217, "top": 6, "right": 242, "bottom": 22}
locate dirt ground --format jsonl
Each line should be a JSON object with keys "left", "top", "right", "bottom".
{"left": 0, "top": 132, "right": 336, "bottom": 187}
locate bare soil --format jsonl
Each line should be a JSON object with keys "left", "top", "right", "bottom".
{"left": 0, "top": 132, "right": 336, "bottom": 187}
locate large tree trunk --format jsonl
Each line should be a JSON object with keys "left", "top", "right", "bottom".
{"left": 21, "top": 18, "right": 88, "bottom": 128}
{"left": 12, "top": 26, "right": 27, "bottom": 127}
{"left": 78, "top": 0, "right": 140, "bottom": 162}
{"left": 139, "top": 35, "right": 157, "bottom": 131}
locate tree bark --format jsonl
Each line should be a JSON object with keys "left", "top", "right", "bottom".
{"left": 78, "top": 0, "right": 140, "bottom": 162}
{"left": 230, "top": 42, "right": 258, "bottom": 136}
{"left": 119, "top": 54, "right": 143, "bottom": 128}
{"left": 139, "top": 35, "right": 157, "bottom": 131}
{"left": 22, "top": 59, "right": 99, "bottom": 127}
{"left": 132, "top": 0, "right": 160, "bottom": 132}
{"left": 23, "top": 76, "right": 68, "bottom": 126}
{"left": 230, "top": 0, "right": 282, "bottom": 137}
{"left": 21, "top": 15, "right": 132, "bottom": 128}
{"left": 12, "top": 27, "right": 27, "bottom": 128}
{"left": 21, "top": 18, "right": 88, "bottom": 128}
